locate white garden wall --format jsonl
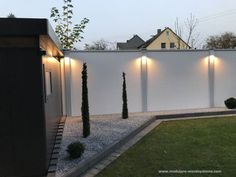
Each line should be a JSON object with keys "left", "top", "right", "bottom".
{"left": 214, "top": 50, "right": 236, "bottom": 107}
{"left": 147, "top": 51, "right": 210, "bottom": 111}
{"left": 67, "top": 51, "right": 142, "bottom": 115}
{"left": 65, "top": 50, "right": 236, "bottom": 116}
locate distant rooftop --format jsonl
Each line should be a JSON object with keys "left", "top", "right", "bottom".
{"left": 117, "top": 34, "right": 145, "bottom": 50}
{"left": 138, "top": 27, "right": 191, "bottom": 49}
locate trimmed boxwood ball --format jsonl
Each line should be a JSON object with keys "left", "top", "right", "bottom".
{"left": 224, "top": 97, "right": 236, "bottom": 109}
{"left": 67, "top": 141, "right": 85, "bottom": 159}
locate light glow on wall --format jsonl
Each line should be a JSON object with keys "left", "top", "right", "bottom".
{"left": 138, "top": 55, "right": 152, "bottom": 67}
{"left": 48, "top": 57, "right": 58, "bottom": 63}
{"left": 46, "top": 50, "right": 53, "bottom": 57}
{"left": 209, "top": 54, "right": 215, "bottom": 64}
{"left": 205, "top": 54, "right": 217, "bottom": 66}
{"left": 65, "top": 57, "right": 70, "bottom": 65}
{"left": 141, "top": 55, "right": 147, "bottom": 65}
{"left": 135, "top": 58, "right": 141, "bottom": 67}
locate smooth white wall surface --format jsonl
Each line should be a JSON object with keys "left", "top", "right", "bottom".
{"left": 67, "top": 52, "right": 142, "bottom": 116}
{"left": 65, "top": 50, "right": 236, "bottom": 116}
{"left": 147, "top": 51, "right": 210, "bottom": 111}
{"left": 214, "top": 51, "right": 236, "bottom": 107}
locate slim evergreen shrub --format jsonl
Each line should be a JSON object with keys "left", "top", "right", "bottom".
{"left": 81, "top": 63, "right": 90, "bottom": 137}
{"left": 122, "top": 72, "right": 128, "bottom": 119}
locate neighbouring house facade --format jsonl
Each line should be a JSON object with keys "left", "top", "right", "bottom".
{"left": 117, "top": 27, "right": 190, "bottom": 50}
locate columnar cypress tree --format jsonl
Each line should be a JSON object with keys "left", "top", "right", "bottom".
{"left": 122, "top": 72, "right": 128, "bottom": 119}
{"left": 81, "top": 63, "right": 90, "bottom": 137}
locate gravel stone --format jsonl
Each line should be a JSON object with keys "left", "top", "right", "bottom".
{"left": 55, "top": 115, "right": 153, "bottom": 177}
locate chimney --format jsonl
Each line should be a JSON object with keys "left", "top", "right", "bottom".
{"left": 157, "top": 29, "right": 162, "bottom": 34}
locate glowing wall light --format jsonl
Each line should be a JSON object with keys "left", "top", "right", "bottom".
{"left": 64, "top": 57, "right": 70, "bottom": 65}
{"left": 48, "top": 57, "right": 58, "bottom": 63}
{"left": 209, "top": 54, "right": 215, "bottom": 64}
{"left": 141, "top": 55, "right": 147, "bottom": 65}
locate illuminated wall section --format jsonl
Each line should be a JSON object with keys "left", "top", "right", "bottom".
{"left": 146, "top": 51, "right": 210, "bottom": 111}
{"left": 65, "top": 50, "right": 236, "bottom": 116}
{"left": 67, "top": 51, "right": 142, "bottom": 116}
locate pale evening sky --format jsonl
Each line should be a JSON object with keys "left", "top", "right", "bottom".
{"left": 1, "top": 0, "right": 236, "bottom": 49}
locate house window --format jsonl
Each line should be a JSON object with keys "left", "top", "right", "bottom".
{"left": 161, "top": 43, "right": 166, "bottom": 49}
{"left": 170, "top": 43, "right": 175, "bottom": 48}
{"left": 166, "top": 31, "right": 170, "bottom": 36}
{"left": 45, "top": 71, "right": 52, "bottom": 96}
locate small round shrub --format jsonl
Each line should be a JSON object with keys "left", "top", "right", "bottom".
{"left": 67, "top": 141, "right": 85, "bottom": 159}
{"left": 224, "top": 97, "right": 236, "bottom": 109}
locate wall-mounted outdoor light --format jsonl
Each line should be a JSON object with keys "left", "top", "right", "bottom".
{"left": 47, "top": 57, "right": 57, "bottom": 63}
{"left": 209, "top": 54, "right": 215, "bottom": 64}
{"left": 141, "top": 55, "right": 148, "bottom": 65}
{"left": 64, "top": 57, "right": 70, "bottom": 65}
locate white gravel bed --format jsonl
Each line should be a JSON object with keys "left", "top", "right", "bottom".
{"left": 55, "top": 114, "right": 153, "bottom": 177}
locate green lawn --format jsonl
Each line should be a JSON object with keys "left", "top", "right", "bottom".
{"left": 96, "top": 117, "right": 236, "bottom": 177}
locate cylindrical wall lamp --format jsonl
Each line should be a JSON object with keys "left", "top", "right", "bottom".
{"left": 209, "top": 54, "right": 215, "bottom": 64}
{"left": 64, "top": 57, "right": 71, "bottom": 65}
{"left": 141, "top": 55, "right": 147, "bottom": 65}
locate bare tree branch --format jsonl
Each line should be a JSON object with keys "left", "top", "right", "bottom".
{"left": 174, "top": 13, "right": 201, "bottom": 49}
{"left": 175, "top": 17, "right": 183, "bottom": 49}
{"left": 185, "top": 13, "right": 198, "bottom": 48}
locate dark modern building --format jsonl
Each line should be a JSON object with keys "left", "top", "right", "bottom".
{"left": 0, "top": 18, "right": 64, "bottom": 177}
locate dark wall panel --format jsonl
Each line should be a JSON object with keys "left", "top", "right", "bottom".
{"left": 0, "top": 48, "right": 47, "bottom": 176}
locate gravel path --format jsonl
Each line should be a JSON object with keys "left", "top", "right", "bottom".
{"left": 55, "top": 114, "right": 153, "bottom": 177}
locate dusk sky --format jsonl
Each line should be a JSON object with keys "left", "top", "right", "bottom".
{"left": 1, "top": 0, "right": 236, "bottom": 49}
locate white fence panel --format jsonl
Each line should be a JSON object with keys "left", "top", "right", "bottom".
{"left": 147, "top": 51, "right": 210, "bottom": 111}
{"left": 214, "top": 51, "right": 236, "bottom": 107}
{"left": 67, "top": 51, "right": 142, "bottom": 116}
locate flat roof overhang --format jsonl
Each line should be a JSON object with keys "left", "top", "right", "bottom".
{"left": 0, "top": 18, "right": 63, "bottom": 57}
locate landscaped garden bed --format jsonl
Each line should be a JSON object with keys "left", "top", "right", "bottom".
{"left": 96, "top": 116, "right": 236, "bottom": 177}
{"left": 55, "top": 114, "right": 154, "bottom": 177}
